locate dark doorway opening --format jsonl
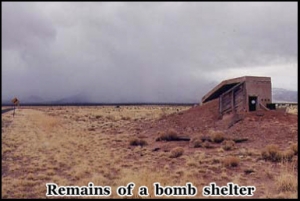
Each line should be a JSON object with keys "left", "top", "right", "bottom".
{"left": 267, "top": 103, "right": 276, "bottom": 110}
{"left": 249, "top": 96, "right": 257, "bottom": 111}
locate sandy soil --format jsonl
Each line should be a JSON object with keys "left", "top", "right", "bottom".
{"left": 1, "top": 104, "right": 298, "bottom": 198}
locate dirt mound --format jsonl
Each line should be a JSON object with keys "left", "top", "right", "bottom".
{"left": 145, "top": 99, "right": 220, "bottom": 134}
{"left": 222, "top": 110, "right": 298, "bottom": 148}
{"left": 143, "top": 99, "right": 298, "bottom": 149}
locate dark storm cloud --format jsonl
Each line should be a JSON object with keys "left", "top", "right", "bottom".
{"left": 2, "top": 2, "right": 297, "bottom": 103}
{"left": 2, "top": 2, "right": 56, "bottom": 50}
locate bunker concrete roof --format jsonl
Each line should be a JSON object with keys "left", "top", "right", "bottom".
{"left": 201, "top": 76, "right": 271, "bottom": 103}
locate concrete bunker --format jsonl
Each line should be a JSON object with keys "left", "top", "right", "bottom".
{"left": 202, "top": 76, "right": 272, "bottom": 116}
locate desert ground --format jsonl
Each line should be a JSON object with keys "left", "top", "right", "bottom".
{"left": 1, "top": 102, "right": 298, "bottom": 198}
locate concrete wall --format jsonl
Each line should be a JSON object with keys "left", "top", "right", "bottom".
{"left": 204, "top": 76, "right": 272, "bottom": 115}
{"left": 233, "top": 83, "right": 246, "bottom": 112}
{"left": 245, "top": 78, "right": 272, "bottom": 110}
{"left": 220, "top": 82, "right": 246, "bottom": 115}
{"left": 219, "top": 78, "right": 272, "bottom": 115}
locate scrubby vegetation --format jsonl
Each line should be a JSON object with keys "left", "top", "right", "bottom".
{"left": 169, "top": 147, "right": 184, "bottom": 158}
{"left": 261, "top": 144, "right": 296, "bottom": 162}
{"left": 129, "top": 138, "right": 148, "bottom": 146}
{"left": 223, "top": 156, "right": 240, "bottom": 168}
{"left": 222, "top": 140, "right": 235, "bottom": 151}
{"left": 210, "top": 130, "right": 225, "bottom": 143}
{"left": 156, "top": 129, "right": 179, "bottom": 141}
{"left": 1, "top": 105, "right": 298, "bottom": 198}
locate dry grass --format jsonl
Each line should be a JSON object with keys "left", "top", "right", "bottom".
{"left": 190, "top": 137, "right": 202, "bottom": 148}
{"left": 276, "top": 173, "right": 297, "bottom": 192}
{"left": 106, "top": 114, "right": 117, "bottom": 121}
{"left": 1, "top": 106, "right": 298, "bottom": 198}
{"left": 264, "top": 166, "right": 275, "bottom": 179}
{"left": 275, "top": 165, "right": 298, "bottom": 193}
{"left": 261, "top": 144, "right": 282, "bottom": 162}
{"left": 156, "top": 129, "right": 179, "bottom": 141}
{"left": 290, "top": 143, "right": 298, "bottom": 155}
{"left": 223, "top": 156, "right": 240, "bottom": 168}
{"left": 281, "top": 150, "right": 295, "bottom": 162}
{"left": 121, "top": 116, "right": 131, "bottom": 121}
{"left": 222, "top": 140, "right": 235, "bottom": 151}
{"left": 285, "top": 106, "right": 298, "bottom": 115}
{"left": 202, "top": 141, "right": 213, "bottom": 149}
{"left": 129, "top": 138, "right": 148, "bottom": 146}
{"left": 192, "top": 140, "right": 202, "bottom": 148}
{"left": 169, "top": 147, "right": 184, "bottom": 158}
{"left": 262, "top": 144, "right": 295, "bottom": 162}
{"left": 210, "top": 130, "right": 225, "bottom": 143}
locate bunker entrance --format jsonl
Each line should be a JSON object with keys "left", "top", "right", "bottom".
{"left": 249, "top": 96, "right": 257, "bottom": 111}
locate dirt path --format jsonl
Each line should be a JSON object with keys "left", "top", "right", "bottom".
{"left": 2, "top": 108, "right": 105, "bottom": 198}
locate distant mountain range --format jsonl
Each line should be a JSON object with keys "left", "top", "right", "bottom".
{"left": 2, "top": 92, "right": 90, "bottom": 105}
{"left": 2, "top": 95, "right": 46, "bottom": 105}
{"left": 272, "top": 88, "right": 298, "bottom": 103}
{"left": 2, "top": 88, "right": 297, "bottom": 105}
{"left": 51, "top": 93, "right": 90, "bottom": 104}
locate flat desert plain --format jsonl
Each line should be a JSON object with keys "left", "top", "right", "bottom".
{"left": 1, "top": 102, "right": 298, "bottom": 198}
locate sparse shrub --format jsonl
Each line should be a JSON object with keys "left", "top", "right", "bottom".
{"left": 290, "top": 143, "right": 298, "bottom": 155}
{"left": 244, "top": 169, "right": 255, "bottom": 175}
{"left": 192, "top": 139, "right": 202, "bottom": 148}
{"left": 129, "top": 138, "right": 148, "bottom": 146}
{"left": 106, "top": 115, "right": 116, "bottom": 121}
{"left": 156, "top": 129, "right": 179, "bottom": 141}
{"left": 210, "top": 130, "right": 225, "bottom": 143}
{"left": 262, "top": 144, "right": 295, "bottom": 162}
{"left": 190, "top": 137, "right": 202, "bottom": 148}
{"left": 186, "top": 161, "right": 198, "bottom": 167}
{"left": 281, "top": 150, "right": 294, "bottom": 162}
{"left": 276, "top": 172, "right": 298, "bottom": 192}
{"left": 121, "top": 116, "right": 131, "bottom": 121}
{"left": 88, "top": 127, "right": 96, "bottom": 131}
{"left": 159, "top": 108, "right": 168, "bottom": 119}
{"left": 95, "top": 115, "right": 102, "bottom": 119}
{"left": 223, "top": 156, "right": 240, "bottom": 168}
{"left": 159, "top": 113, "right": 167, "bottom": 120}
{"left": 222, "top": 140, "right": 235, "bottom": 151}
{"left": 169, "top": 147, "right": 184, "bottom": 158}
{"left": 261, "top": 144, "right": 282, "bottom": 162}
{"left": 203, "top": 141, "right": 213, "bottom": 149}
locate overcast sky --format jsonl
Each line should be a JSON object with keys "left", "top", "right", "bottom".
{"left": 2, "top": 2, "right": 298, "bottom": 103}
